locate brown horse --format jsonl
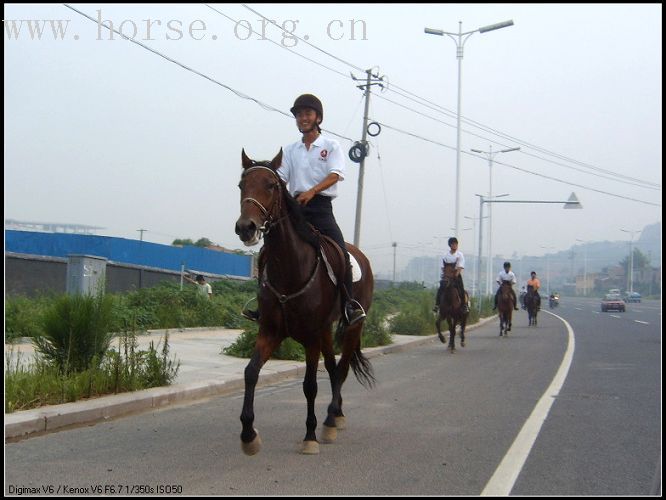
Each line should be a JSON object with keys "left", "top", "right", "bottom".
{"left": 497, "top": 280, "right": 515, "bottom": 336}
{"left": 234, "top": 149, "right": 375, "bottom": 455}
{"left": 435, "top": 263, "right": 468, "bottom": 352}
{"left": 524, "top": 285, "right": 539, "bottom": 326}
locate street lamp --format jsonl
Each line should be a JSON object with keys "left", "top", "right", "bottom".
{"left": 474, "top": 192, "right": 509, "bottom": 313}
{"left": 540, "top": 245, "right": 556, "bottom": 297}
{"left": 470, "top": 146, "right": 520, "bottom": 297}
{"left": 465, "top": 214, "right": 486, "bottom": 296}
{"left": 474, "top": 193, "right": 582, "bottom": 309}
{"left": 620, "top": 228, "right": 642, "bottom": 293}
{"left": 424, "top": 19, "right": 514, "bottom": 239}
{"left": 575, "top": 238, "right": 588, "bottom": 296}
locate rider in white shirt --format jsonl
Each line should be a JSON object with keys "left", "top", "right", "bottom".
{"left": 492, "top": 261, "right": 520, "bottom": 311}
{"left": 433, "top": 237, "right": 469, "bottom": 314}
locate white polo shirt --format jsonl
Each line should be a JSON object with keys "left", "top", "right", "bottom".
{"left": 442, "top": 250, "right": 465, "bottom": 270}
{"left": 496, "top": 270, "right": 517, "bottom": 288}
{"left": 278, "top": 134, "right": 346, "bottom": 198}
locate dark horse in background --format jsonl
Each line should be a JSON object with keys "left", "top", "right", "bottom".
{"left": 234, "top": 149, "right": 375, "bottom": 455}
{"left": 497, "top": 280, "right": 515, "bottom": 337}
{"left": 524, "top": 285, "right": 540, "bottom": 326}
{"left": 435, "top": 263, "right": 468, "bottom": 352}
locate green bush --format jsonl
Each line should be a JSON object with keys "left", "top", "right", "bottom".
{"left": 33, "top": 292, "right": 116, "bottom": 374}
{"left": 4, "top": 294, "right": 52, "bottom": 341}
{"left": 5, "top": 330, "right": 180, "bottom": 413}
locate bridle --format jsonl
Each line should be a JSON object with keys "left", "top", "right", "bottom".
{"left": 240, "top": 163, "right": 286, "bottom": 235}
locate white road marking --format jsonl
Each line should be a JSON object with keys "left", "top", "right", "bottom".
{"left": 634, "top": 320, "right": 650, "bottom": 325}
{"left": 610, "top": 314, "right": 621, "bottom": 318}
{"left": 481, "top": 310, "right": 575, "bottom": 496}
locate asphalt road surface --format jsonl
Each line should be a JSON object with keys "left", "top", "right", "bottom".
{"left": 5, "top": 298, "right": 661, "bottom": 496}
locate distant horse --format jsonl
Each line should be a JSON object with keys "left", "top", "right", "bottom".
{"left": 524, "top": 285, "right": 539, "bottom": 326}
{"left": 435, "top": 263, "right": 468, "bottom": 352}
{"left": 234, "top": 149, "right": 375, "bottom": 456}
{"left": 497, "top": 280, "right": 515, "bottom": 337}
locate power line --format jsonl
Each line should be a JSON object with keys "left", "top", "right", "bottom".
{"left": 236, "top": 4, "right": 659, "bottom": 191}
{"left": 373, "top": 120, "right": 660, "bottom": 207}
{"left": 62, "top": 4, "right": 354, "bottom": 144}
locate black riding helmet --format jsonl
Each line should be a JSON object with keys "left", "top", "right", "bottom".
{"left": 290, "top": 94, "right": 323, "bottom": 123}
{"left": 503, "top": 261, "right": 511, "bottom": 268}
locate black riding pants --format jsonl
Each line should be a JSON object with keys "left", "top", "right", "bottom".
{"left": 300, "top": 195, "right": 354, "bottom": 300}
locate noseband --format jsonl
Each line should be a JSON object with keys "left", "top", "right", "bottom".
{"left": 240, "top": 164, "right": 284, "bottom": 234}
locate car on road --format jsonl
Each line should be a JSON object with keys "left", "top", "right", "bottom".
{"left": 601, "top": 293, "right": 626, "bottom": 312}
{"left": 624, "top": 291, "right": 642, "bottom": 303}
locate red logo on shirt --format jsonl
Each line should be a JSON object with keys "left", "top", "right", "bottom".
{"left": 320, "top": 149, "right": 328, "bottom": 158}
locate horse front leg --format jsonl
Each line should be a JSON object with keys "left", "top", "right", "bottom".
{"left": 460, "top": 315, "right": 466, "bottom": 347}
{"left": 448, "top": 319, "right": 456, "bottom": 352}
{"left": 436, "top": 314, "right": 446, "bottom": 344}
{"left": 240, "top": 333, "right": 281, "bottom": 455}
{"left": 302, "top": 342, "right": 322, "bottom": 455}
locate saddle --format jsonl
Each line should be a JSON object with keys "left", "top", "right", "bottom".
{"left": 320, "top": 235, "right": 362, "bottom": 286}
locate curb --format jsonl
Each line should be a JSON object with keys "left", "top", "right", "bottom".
{"left": 5, "top": 316, "right": 496, "bottom": 441}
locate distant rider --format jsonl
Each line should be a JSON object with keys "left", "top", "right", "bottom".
{"left": 492, "top": 261, "right": 520, "bottom": 311}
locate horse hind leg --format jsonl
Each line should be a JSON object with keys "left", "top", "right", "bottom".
{"left": 321, "top": 330, "right": 341, "bottom": 444}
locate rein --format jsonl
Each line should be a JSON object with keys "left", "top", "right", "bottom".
{"left": 241, "top": 162, "right": 324, "bottom": 336}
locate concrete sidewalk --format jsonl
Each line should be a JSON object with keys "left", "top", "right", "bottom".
{"left": 5, "top": 317, "right": 495, "bottom": 440}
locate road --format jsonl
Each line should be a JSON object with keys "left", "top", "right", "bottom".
{"left": 5, "top": 298, "right": 661, "bottom": 495}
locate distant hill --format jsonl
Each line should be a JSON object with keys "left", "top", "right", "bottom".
{"left": 388, "top": 221, "right": 661, "bottom": 287}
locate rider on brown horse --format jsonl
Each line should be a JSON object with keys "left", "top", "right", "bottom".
{"left": 526, "top": 270, "right": 542, "bottom": 310}
{"left": 242, "top": 93, "right": 366, "bottom": 325}
{"left": 434, "top": 237, "right": 469, "bottom": 314}
{"left": 492, "top": 261, "right": 520, "bottom": 311}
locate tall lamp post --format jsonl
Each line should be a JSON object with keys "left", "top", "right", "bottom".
{"left": 475, "top": 193, "right": 582, "bottom": 312}
{"left": 424, "top": 19, "right": 514, "bottom": 239}
{"left": 575, "top": 238, "right": 589, "bottom": 296}
{"left": 620, "top": 228, "right": 642, "bottom": 293}
{"left": 470, "top": 146, "right": 520, "bottom": 295}
{"left": 540, "top": 245, "right": 556, "bottom": 297}
{"left": 474, "top": 193, "right": 509, "bottom": 313}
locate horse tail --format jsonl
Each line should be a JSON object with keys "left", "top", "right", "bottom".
{"left": 351, "top": 347, "right": 375, "bottom": 389}
{"left": 335, "top": 320, "right": 375, "bottom": 389}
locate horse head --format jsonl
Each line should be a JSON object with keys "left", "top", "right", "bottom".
{"left": 441, "top": 263, "right": 457, "bottom": 287}
{"left": 235, "top": 149, "right": 284, "bottom": 246}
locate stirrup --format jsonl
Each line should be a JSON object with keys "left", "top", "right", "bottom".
{"left": 345, "top": 300, "right": 366, "bottom": 325}
{"left": 241, "top": 297, "right": 260, "bottom": 322}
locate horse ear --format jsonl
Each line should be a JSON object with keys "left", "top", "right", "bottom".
{"left": 270, "top": 148, "right": 283, "bottom": 171}
{"left": 241, "top": 148, "right": 253, "bottom": 169}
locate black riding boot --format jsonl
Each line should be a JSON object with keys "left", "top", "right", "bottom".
{"left": 344, "top": 259, "right": 366, "bottom": 326}
{"left": 511, "top": 290, "right": 519, "bottom": 310}
{"left": 457, "top": 276, "right": 469, "bottom": 313}
{"left": 492, "top": 290, "right": 499, "bottom": 310}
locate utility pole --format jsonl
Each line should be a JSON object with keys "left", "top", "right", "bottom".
{"left": 352, "top": 68, "right": 384, "bottom": 247}
{"left": 392, "top": 242, "right": 397, "bottom": 285}
{"left": 137, "top": 228, "right": 147, "bottom": 241}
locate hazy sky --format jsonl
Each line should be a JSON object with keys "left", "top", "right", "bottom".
{"left": 4, "top": 3, "right": 662, "bottom": 276}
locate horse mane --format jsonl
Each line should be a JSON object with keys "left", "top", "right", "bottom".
{"left": 280, "top": 178, "right": 321, "bottom": 250}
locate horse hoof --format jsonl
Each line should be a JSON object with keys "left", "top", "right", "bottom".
{"left": 322, "top": 424, "right": 337, "bottom": 443}
{"left": 335, "top": 416, "right": 346, "bottom": 430}
{"left": 438, "top": 333, "right": 446, "bottom": 344}
{"left": 461, "top": 341, "right": 465, "bottom": 347}
{"left": 241, "top": 430, "right": 262, "bottom": 456}
{"left": 301, "top": 440, "right": 320, "bottom": 455}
